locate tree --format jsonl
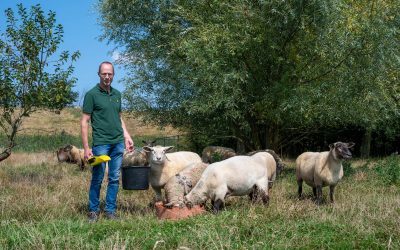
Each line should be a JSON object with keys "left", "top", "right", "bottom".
{"left": 99, "top": 0, "right": 399, "bottom": 154}
{"left": 0, "top": 4, "right": 80, "bottom": 161}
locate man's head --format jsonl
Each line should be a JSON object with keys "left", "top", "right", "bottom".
{"left": 98, "top": 61, "right": 114, "bottom": 88}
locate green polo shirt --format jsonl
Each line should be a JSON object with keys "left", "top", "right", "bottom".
{"left": 82, "top": 84, "right": 124, "bottom": 146}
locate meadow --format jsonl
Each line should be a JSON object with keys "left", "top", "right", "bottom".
{"left": 0, "top": 109, "right": 399, "bottom": 249}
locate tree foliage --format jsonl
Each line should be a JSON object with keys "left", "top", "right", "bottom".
{"left": 99, "top": 0, "right": 400, "bottom": 154}
{"left": 0, "top": 4, "right": 79, "bottom": 161}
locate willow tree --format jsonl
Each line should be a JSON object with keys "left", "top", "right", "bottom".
{"left": 0, "top": 4, "right": 79, "bottom": 161}
{"left": 99, "top": 0, "right": 399, "bottom": 154}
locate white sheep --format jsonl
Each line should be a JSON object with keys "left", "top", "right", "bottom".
{"left": 247, "top": 149, "right": 286, "bottom": 190}
{"left": 201, "top": 146, "right": 236, "bottom": 163}
{"left": 143, "top": 145, "right": 202, "bottom": 202}
{"left": 296, "top": 141, "right": 355, "bottom": 204}
{"left": 184, "top": 151, "right": 275, "bottom": 213}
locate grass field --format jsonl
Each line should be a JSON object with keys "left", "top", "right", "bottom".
{"left": 0, "top": 108, "right": 399, "bottom": 249}
{"left": 0, "top": 151, "right": 399, "bottom": 249}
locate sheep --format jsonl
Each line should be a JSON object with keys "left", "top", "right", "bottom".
{"left": 296, "top": 141, "right": 355, "bottom": 204}
{"left": 201, "top": 146, "right": 236, "bottom": 163}
{"left": 164, "top": 162, "right": 209, "bottom": 208}
{"left": 247, "top": 149, "right": 286, "bottom": 190}
{"left": 122, "top": 140, "right": 157, "bottom": 167}
{"left": 143, "top": 145, "right": 202, "bottom": 202}
{"left": 56, "top": 145, "right": 86, "bottom": 170}
{"left": 184, "top": 151, "right": 275, "bottom": 213}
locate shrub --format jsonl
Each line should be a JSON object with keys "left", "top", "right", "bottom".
{"left": 374, "top": 156, "right": 400, "bottom": 186}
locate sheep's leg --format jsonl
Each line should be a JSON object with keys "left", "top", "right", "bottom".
{"left": 316, "top": 186, "right": 323, "bottom": 205}
{"left": 260, "top": 189, "right": 270, "bottom": 206}
{"left": 255, "top": 180, "right": 269, "bottom": 205}
{"left": 297, "top": 180, "right": 303, "bottom": 199}
{"left": 329, "top": 185, "right": 335, "bottom": 203}
{"left": 312, "top": 187, "right": 317, "bottom": 198}
{"left": 248, "top": 186, "right": 258, "bottom": 203}
{"left": 212, "top": 186, "right": 227, "bottom": 213}
{"left": 211, "top": 199, "right": 224, "bottom": 214}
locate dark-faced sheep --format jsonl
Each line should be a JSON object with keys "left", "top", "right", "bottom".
{"left": 143, "top": 145, "right": 202, "bottom": 202}
{"left": 296, "top": 141, "right": 355, "bottom": 204}
{"left": 185, "top": 151, "right": 276, "bottom": 213}
{"left": 201, "top": 146, "right": 236, "bottom": 163}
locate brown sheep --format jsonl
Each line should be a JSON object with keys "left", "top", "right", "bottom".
{"left": 201, "top": 146, "right": 236, "bottom": 163}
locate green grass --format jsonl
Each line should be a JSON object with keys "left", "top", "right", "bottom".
{"left": 0, "top": 133, "right": 178, "bottom": 153}
{"left": 0, "top": 156, "right": 399, "bottom": 249}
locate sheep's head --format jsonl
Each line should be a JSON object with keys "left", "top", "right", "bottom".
{"left": 56, "top": 145, "right": 73, "bottom": 163}
{"left": 143, "top": 145, "right": 174, "bottom": 164}
{"left": 329, "top": 142, "right": 355, "bottom": 160}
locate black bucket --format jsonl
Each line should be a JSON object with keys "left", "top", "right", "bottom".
{"left": 121, "top": 166, "right": 150, "bottom": 190}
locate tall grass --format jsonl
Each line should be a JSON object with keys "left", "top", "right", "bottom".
{"left": 0, "top": 153, "right": 399, "bottom": 249}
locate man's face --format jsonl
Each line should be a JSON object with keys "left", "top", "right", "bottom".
{"left": 98, "top": 63, "right": 114, "bottom": 87}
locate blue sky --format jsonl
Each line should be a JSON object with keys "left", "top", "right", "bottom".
{"left": 0, "top": 0, "right": 126, "bottom": 106}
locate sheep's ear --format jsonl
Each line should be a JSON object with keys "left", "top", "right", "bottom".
{"left": 347, "top": 142, "right": 355, "bottom": 148}
{"left": 329, "top": 143, "right": 334, "bottom": 150}
{"left": 143, "top": 146, "right": 152, "bottom": 152}
{"left": 165, "top": 146, "right": 174, "bottom": 152}
{"left": 151, "top": 140, "right": 157, "bottom": 145}
{"left": 65, "top": 145, "right": 73, "bottom": 151}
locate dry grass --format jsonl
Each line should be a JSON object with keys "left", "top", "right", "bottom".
{"left": 20, "top": 108, "right": 178, "bottom": 137}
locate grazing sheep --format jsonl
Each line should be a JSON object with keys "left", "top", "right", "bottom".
{"left": 247, "top": 149, "right": 285, "bottom": 190}
{"left": 56, "top": 145, "right": 86, "bottom": 170}
{"left": 201, "top": 146, "right": 236, "bottom": 163}
{"left": 143, "top": 145, "right": 202, "bottom": 202}
{"left": 296, "top": 141, "right": 355, "bottom": 204}
{"left": 164, "top": 162, "right": 209, "bottom": 208}
{"left": 185, "top": 151, "right": 275, "bottom": 213}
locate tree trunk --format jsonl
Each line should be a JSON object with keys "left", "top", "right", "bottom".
{"left": 0, "top": 147, "right": 12, "bottom": 162}
{"left": 360, "top": 128, "right": 372, "bottom": 158}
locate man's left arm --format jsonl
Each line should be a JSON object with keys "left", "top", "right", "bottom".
{"left": 121, "top": 117, "right": 134, "bottom": 152}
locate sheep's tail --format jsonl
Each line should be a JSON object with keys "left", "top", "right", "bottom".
{"left": 265, "top": 149, "right": 286, "bottom": 176}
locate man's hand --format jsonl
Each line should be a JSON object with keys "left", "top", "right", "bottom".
{"left": 125, "top": 136, "right": 134, "bottom": 153}
{"left": 84, "top": 147, "right": 93, "bottom": 161}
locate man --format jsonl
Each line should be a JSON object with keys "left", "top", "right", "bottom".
{"left": 81, "top": 61, "right": 134, "bottom": 222}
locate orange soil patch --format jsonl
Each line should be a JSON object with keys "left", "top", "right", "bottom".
{"left": 154, "top": 201, "right": 206, "bottom": 220}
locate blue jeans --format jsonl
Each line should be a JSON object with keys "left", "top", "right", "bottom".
{"left": 88, "top": 142, "right": 124, "bottom": 214}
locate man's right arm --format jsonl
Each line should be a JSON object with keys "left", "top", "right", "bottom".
{"left": 81, "top": 113, "right": 92, "bottom": 160}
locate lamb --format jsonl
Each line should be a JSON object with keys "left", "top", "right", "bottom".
{"left": 143, "top": 145, "right": 202, "bottom": 202}
{"left": 201, "top": 146, "right": 236, "bottom": 163}
{"left": 56, "top": 145, "right": 86, "bottom": 170}
{"left": 296, "top": 141, "right": 355, "bottom": 204}
{"left": 184, "top": 151, "right": 276, "bottom": 213}
{"left": 164, "top": 162, "right": 209, "bottom": 208}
